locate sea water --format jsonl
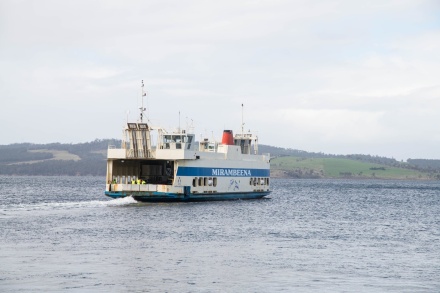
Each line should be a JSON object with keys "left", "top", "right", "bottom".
{"left": 0, "top": 176, "right": 439, "bottom": 292}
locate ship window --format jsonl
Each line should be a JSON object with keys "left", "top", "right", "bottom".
{"left": 186, "top": 136, "right": 193, "bottom": 149}
{"left": 208, "top": 177, "right": 213, "bottom": 186}
{"left": 198, "top": 177, "right": 203, "bottom": 186}
{"left": 204, "top": 177, "right": 207, "bottom": 186}
{"left": 267, "top": 178, "right": 270, "bottom": 185}
{"left": 213, "top": 178, "right": 217, "bottom": 187}
{"left": 193, "top": 177, "right": 197, "bottom": 187}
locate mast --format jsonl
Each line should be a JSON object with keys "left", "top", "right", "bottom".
{"left": 140, "top": 80, "right": 147, "bottom": 122}
{"left": 241, "top": 103, "right": 244, "bottom": 137}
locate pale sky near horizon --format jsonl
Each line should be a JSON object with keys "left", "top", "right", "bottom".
{"left": 1, "top": 0, "right": 440, "bottom": 160}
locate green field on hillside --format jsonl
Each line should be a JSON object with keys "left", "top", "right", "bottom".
{"left": 1, "top": 141, "right": 438, "bottom": 178}
{"left": 271, "top": 156, "right": 429, "bottom": 179}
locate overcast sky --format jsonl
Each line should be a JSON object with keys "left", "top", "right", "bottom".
{"left": 1, "top": 0, "right": 439, "bottom": 160}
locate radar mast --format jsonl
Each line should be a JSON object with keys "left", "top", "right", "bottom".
{"left": 139, "top": 80, "right": 147, "bottom": 122}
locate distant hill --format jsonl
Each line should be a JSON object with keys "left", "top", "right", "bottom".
{"left": 259, "top": 145, "right": 440, "bottom": 179}
{"left": 270, "top": 156, "right": 437, "bottom": 180}
{"left": 258, "top": 145, "right": 331, "bottom": 158}
{"left": 0, "top": 139, "right": 119, "bottom": 176}
{"left": 0, "top": 139, "right": 439, "bottom": 179}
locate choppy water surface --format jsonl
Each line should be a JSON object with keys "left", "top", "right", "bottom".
{"left": 1, "top": 176, "right": 439, "bottom": 292}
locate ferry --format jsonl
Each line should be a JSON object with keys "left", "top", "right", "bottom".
{"left": 104, "top": 82, "right": 271, "bottom": 202}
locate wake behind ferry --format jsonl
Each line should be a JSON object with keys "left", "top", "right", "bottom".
{"left": 105, "top": 82, "right": 271, "bottom": 202}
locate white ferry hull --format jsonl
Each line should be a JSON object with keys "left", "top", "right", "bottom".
{"left": 105, "top": 164, "right": 271, "bottom": 202}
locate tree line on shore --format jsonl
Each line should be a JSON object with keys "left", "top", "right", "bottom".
{"left": 0, "top": 139, "right": 439, "bottom": 176}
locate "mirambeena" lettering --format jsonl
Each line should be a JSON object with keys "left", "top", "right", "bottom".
{"left": 212, "top": 168, "right": 252, "bottom": 177}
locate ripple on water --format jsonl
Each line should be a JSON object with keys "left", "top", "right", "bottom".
{"left": 0, "top": 177, "right": 439, "bottom": 292}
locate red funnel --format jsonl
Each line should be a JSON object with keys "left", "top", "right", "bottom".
{"left": 221, "top": 130, "right": 234, "bottom": 145}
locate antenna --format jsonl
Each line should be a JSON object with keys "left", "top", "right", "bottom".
{"left": 140, "top": 80, "right": 147, "bottom": 122}
{"left": 146, "top": 88, "right": 149, "bottom": 122}
{"left": 241, "top": 103, "right": 244, "bottom": 136}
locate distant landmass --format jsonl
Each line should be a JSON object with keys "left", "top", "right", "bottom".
{"left": 0, "top": 139, "right": 439, "bottom": 180}
{"left": 0, "top": 139, "right": 118, "bottom": 176}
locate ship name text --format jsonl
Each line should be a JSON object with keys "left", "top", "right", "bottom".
{"left": 212, "top": 168, "right": 252, "bottom": 177}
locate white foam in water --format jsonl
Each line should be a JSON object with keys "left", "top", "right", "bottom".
{"left": 104, "top": 196, "right": 138, "bottom": 206}
{"left": 3, "top": 196, "right": 138, "bottom": 212}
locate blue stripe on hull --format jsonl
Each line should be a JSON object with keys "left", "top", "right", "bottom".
{"left": 105, "top": 191, "right": 271, "bottom": 202}
{"left": 176, "top": 166, "right": 270, "bottom": 177}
